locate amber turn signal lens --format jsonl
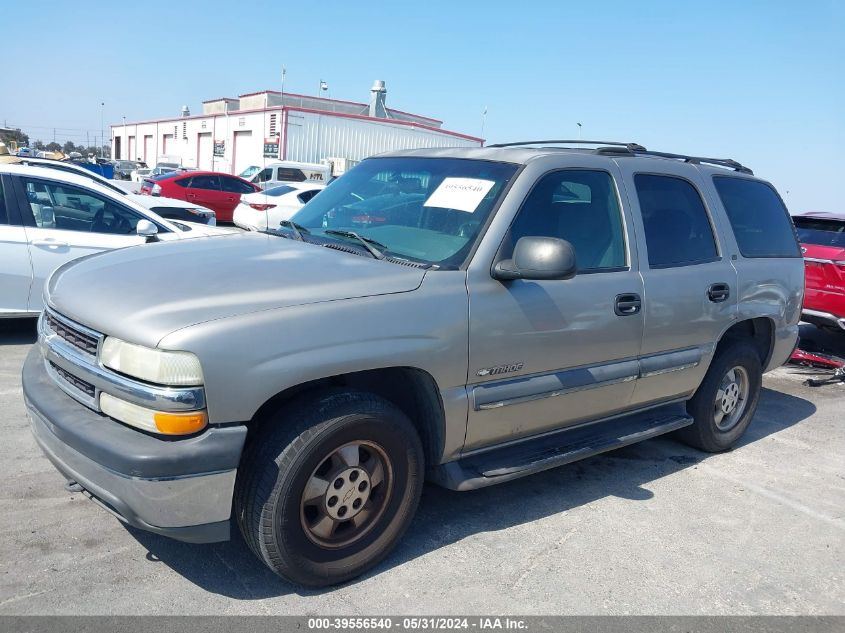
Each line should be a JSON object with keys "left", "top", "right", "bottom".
{"left": 153, "top": 411, "right": 208, "bottom": 435}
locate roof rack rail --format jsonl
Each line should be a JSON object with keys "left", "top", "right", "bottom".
{"left": 487, "top": 139, "right": 647, "bottom": 151}
{"left": 631, "top": 149, "right": 753, "bottom": 175}
{"left": 486, "top": 139, "right": 753, "bottom": 174}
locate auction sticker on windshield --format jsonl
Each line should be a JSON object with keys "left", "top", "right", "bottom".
{"left": 424, "top": 177, "right": 495, "bottom": 213}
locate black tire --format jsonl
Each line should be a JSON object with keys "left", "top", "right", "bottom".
{"left": 676, "top": 341, "right": 762, "bottom": 453}
{"left": 234, "top": 390, "right": 424, "bottom": 587}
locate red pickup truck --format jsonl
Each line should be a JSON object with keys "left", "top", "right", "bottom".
{"left": 792, "top": 211, "right": 845, "bottom": 333}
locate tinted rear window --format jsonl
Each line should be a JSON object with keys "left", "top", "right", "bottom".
{"left": 792, "top": 217, "right": 845, "bottom": 248}
{"left": 713, "top": 176, "right": 800, "bottom": 258}
{"left": 265, "top": 185, "right": 296, "bottom": 197}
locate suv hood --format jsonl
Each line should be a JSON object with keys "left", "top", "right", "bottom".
{"left": 47, "top": 232, "right": 426, "bottom": 347}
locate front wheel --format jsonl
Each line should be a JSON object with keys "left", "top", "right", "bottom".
{"left": 677, "top": 342, "right": 762, "bottom": 452}
{"left": 234, "top": 390, "right": 424, "bottom": 587}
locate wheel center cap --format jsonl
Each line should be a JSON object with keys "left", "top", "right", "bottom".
{"left": 722, "top": 383, "right": 740, "bottom": 413}
{"left": 325, "top": 467, "right": 371, "bottom": 520}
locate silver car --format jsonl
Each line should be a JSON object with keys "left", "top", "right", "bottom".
{"left": 22, "top": 141, "right": 804, "bottom": 587}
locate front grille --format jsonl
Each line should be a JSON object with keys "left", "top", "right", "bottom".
{"left": 46, "top": 312, "right": 99, "bottom": 356}
{"left": 50, "top": 361, "right": 95, "bottom": 398}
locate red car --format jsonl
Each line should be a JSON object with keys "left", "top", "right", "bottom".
{"left": 792, "top": 211, "right": 845, "bottom": 333}
{"left": 140, "top": 171, "right": 259, "bottom": 223}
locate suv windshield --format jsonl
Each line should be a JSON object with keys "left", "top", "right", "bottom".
{"left": 290, "top": 157, "right": 518, "bottom": 268}
{"left": 792, "top": 216, "right": 845, "bottom": 248}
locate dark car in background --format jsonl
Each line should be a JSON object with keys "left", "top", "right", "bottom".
{"left": 114, "top": 160, "right": 145, "bottom": 180}
{"left": 792, "top": 211, "right": 845, "bottom": 333}
{"left": 140, "top": 170, "right": 259, "bottom": 222}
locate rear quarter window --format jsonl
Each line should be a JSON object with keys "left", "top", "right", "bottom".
{"left": 713, "top": 176, "right": 801, "bottom": 258}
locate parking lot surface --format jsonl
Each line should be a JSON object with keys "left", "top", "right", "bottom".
{"left": 0, "top": 319, "right": 842, "bottom": 615}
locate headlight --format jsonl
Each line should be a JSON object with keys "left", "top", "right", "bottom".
{"left": 100, "top": 337, "right": 203, "bottom": 386}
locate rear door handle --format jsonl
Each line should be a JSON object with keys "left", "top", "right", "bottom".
{"left": 707, "top": 283, "right": 731, "bottom": 303}
{"left": 31, "top": 239, "right": 69, "bottom": 248}
{"left": 615, "top": 293, "right": 642, "bottom": 316}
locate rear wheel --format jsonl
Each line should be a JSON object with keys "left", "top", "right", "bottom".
{"left": 677, "top": 342, "right": 762, "bottom": 452}
{"left": 235, "top": 390, "right": 424, "bottom": 587}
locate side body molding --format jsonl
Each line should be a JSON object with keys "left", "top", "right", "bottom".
{"left": 471, "top": 347, "right": 705, "bottom": 411}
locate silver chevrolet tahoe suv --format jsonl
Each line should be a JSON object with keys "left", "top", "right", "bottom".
{"left": 23, "top": 141, "right": 804, "bottom": 587}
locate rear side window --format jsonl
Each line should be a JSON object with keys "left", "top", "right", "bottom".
{"left": 173, "top": 177, "right": 191, "bottom": 188}
{"left": 190, "top": 175, "right": 220, "bottom": 190}
{"left": 635, "top": 174, "right": 718, "bottom": 268}
{"left": 221, "top": 177, "right": 255, "bottom": 194}
{"left": 713, "top": 176, "right": 801, "bottom": 258}
{"left": 276, "top": 167, "right": 306, "bottom": 182}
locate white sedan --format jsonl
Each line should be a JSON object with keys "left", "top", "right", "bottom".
{"left": 233, "top": 182, "right": 325, "bottom": 232}
{"left": 0, "top": 162, "right": 232, "bottom": 318}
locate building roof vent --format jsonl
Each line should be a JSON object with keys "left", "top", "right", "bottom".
{"left": 369, "top": 80, "right": 387, "bottom": 118}
{"left": 181, "top": 105, "right": 191, "bottom": 117}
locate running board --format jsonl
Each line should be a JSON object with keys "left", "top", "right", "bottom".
{"left": 432, "top": 403, "right": 693, "bottom": 491}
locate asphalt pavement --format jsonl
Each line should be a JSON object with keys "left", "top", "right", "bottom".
{"left": 0, "top": 319, "right": 842, "bottom": 615}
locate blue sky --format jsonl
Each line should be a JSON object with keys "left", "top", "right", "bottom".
{"left": 2, "top": 0, "right": 842, "bottom": 210}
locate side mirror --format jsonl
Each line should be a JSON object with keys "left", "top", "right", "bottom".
{"left": 493, "top": 236, "right": 577, "bottom": 281}
{"left": 136, "top": 219, "right": 159, "bottom": 243}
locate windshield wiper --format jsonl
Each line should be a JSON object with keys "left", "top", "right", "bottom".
{"left": 275, "top": 220, "right": 310, "bottom": 241}
{"left": 324, "top": 229, "right": 386, "bottom": 260}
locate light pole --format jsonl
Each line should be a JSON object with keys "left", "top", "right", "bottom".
{"left": 100, "top": 102, "right": 105, "bottom": 158}
{"left": 577, "top": 122, "right": 582, "bottom": 140}
{"left": 318, "top": 80, "right": 328, "bottom": 97}
{"left": 481, "top": 106, "right": 487, "bottom": 142}
{"left": 122, "top": 116, "right": 126, "bottom": 160}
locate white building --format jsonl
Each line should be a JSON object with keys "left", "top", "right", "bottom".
{"left": 110, "top": 80, "right": 483, "bottom": 176}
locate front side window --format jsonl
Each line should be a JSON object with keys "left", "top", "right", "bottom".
{"left": 291, "top": 157, "right": 519, "bottom": 268}
{"left": 21, "top": 179, "right": 144, "bottom": 234}
{"left": 713, "top": 176, "right": 801, "bottom": 258}
{"left": 635, "top": 174, "right": 718, "bottom": 267}
{"left": 189, "top": 175, "right": 220, "bottom": 191}
{"left": 502, "top": 169, "right": 626, "bottom": 271}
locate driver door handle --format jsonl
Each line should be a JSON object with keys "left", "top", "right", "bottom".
{"left": 615, "top": 293, "right": 642, "bottom": 316}
{"left": 31, "top": 239, "right": 69, "bottom": 248}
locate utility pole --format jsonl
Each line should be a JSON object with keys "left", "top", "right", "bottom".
{"left": 100, "top": 102, "right": 105, "bottom": 158}
{"left": 577, "top": 122, "right": 582, "bottom": 140}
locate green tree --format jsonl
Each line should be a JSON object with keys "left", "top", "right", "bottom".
{"left": 0, "top": 128, "right": 29, "bottom": 147}
{"left": 46, "top": 142, "right": 61, "bottom": 152}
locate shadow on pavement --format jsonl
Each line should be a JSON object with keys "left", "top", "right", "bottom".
{"left": 128, "top": 386, "right": 816, "bottom": 600}
{"left": 0, "top": 318, "right": 37, "bottom": 345}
